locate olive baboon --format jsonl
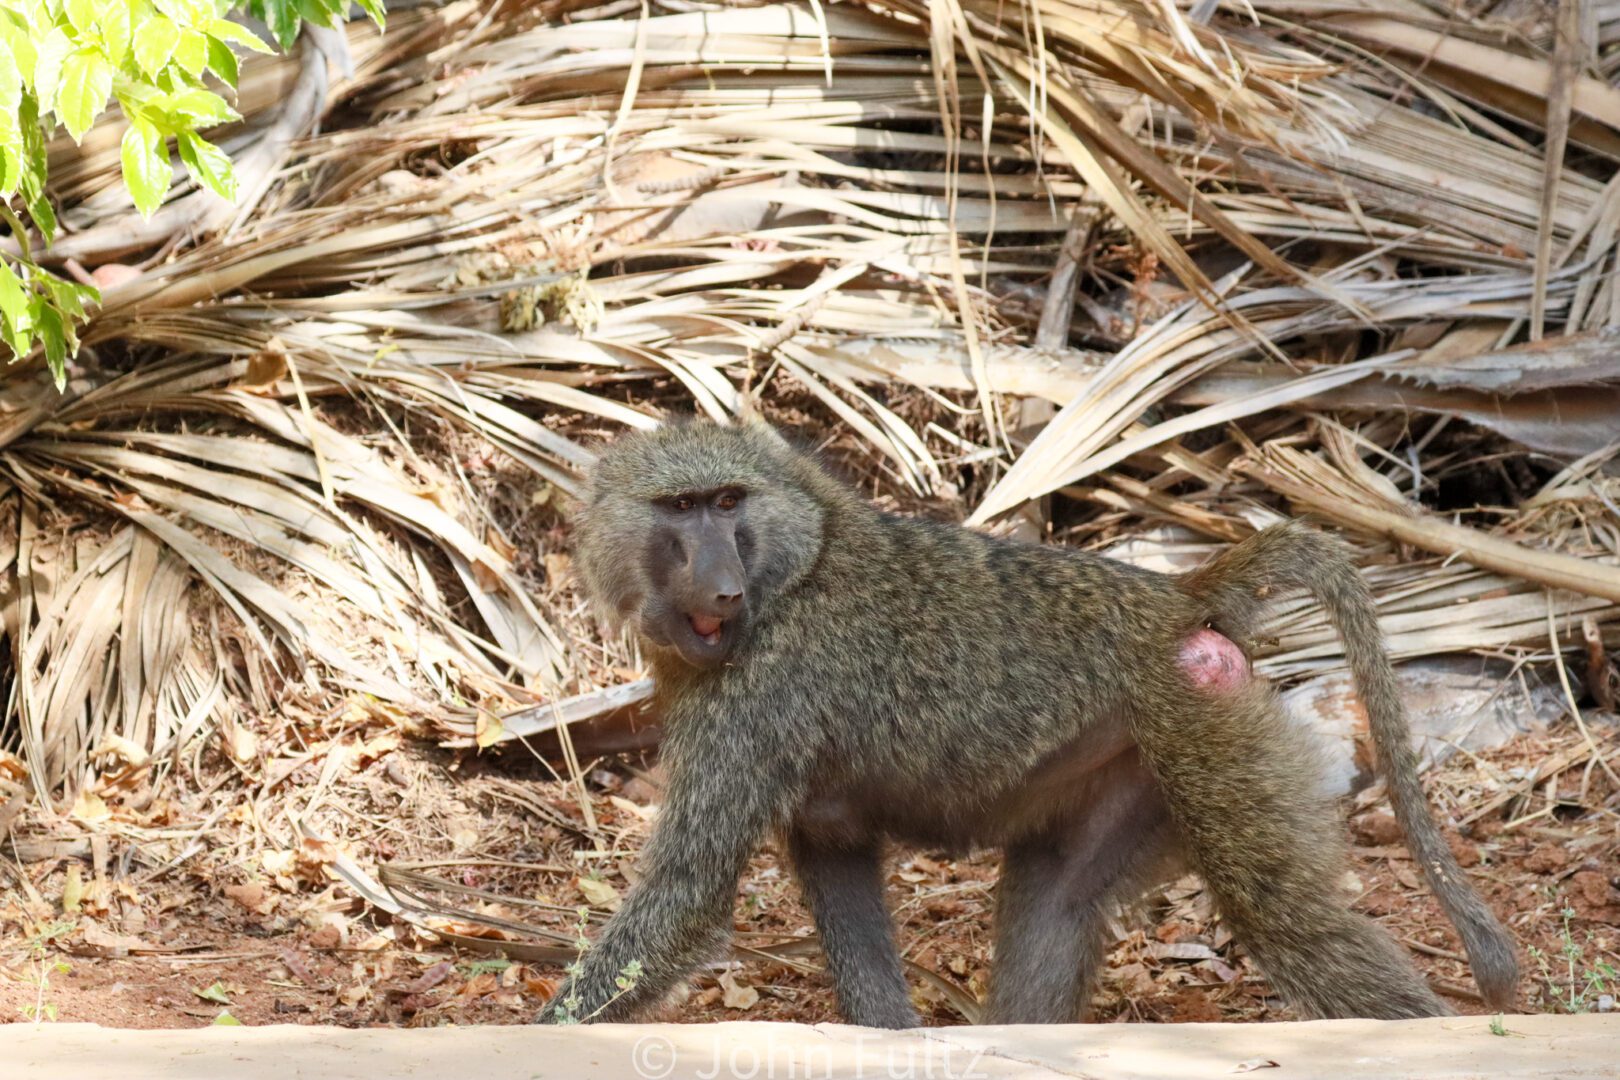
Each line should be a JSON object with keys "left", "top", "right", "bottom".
{"left": 539, "top": 417, "right": 1516, "bottom": 1026}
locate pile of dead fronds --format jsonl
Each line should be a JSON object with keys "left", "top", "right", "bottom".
{"left": 0, "top": 0, "right": 1616, "bottom": 834}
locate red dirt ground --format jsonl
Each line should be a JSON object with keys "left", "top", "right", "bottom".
{"left": 2, "top": 720, "right": 1616, "bottom": 1030}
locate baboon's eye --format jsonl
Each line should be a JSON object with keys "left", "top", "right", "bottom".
{"left": 672, "top": 496, "right": 696, "bottom": 512}
{"left": 714, "top": 491, "right": 740, "bottom": 511}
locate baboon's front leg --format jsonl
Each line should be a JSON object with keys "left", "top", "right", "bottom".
{"left": 788, "top": 832, "right": 917, "bottom": 1028}
{"left": 540, "top": 712, "right": 812, "bottom": 1023}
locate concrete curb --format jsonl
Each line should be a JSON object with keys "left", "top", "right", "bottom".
{"left": 4, "top": 1014, "right": 1617, "bottom": 1079}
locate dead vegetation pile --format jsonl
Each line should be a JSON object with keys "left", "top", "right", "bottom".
{"left": 0, "top": 0, "right": 1618, "bottom": 1026}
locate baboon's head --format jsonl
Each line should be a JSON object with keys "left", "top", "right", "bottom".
{"left": 574, "top": 417, "right": 826, "bottom": 668}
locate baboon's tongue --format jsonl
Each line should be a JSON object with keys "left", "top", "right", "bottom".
{"left": 690, "top": 614, "right": 723, "bottom": 638}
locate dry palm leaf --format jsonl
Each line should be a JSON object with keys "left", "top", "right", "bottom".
{"left": 5, "top": 0, "right": 1619, "bottom": 807}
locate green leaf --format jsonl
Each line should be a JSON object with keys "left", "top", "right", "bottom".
{"left": 21, "top": 98, "right": 58, "bottom": 244}
{"left": 0, "top": 318, "right": 31, "bottom": 361}
{"left": 26, "top": 191, "right": 57, "bottom": 246}
{"left": 0, "top": 321, "right": 31, "bottom": 361}
{"left": 0, "top": 18, "right": 39, "bottom": 87}
{"left": 30, "top": 298, "right": 68, "bottom": 389}
{"left": 354, "top": 0, "right": 385, "bottom": 31}
{"left": 63, "top": 0, "right": 98, "bottom": 35}
{"left": 212, "top": 1012, "right": 243, "bottom": 1026}
{"left": 133, "top": 14, "right": 179, "bottom": 77}
{"left": 114, "top": 76, "right": 163, "bottom": 117}
{"left": 0, "top": 144, "right": 22, "bottom": 199}
{"left": 0, "top": 51, "right": 19, "bottom": 194}
{"left": 32, "top": 26, "right": 74, "bottom": 115}
{"left": 163, "top": 87, "right": 238, "bottom": 127}
{"left": 206, "top": 35, "right": 238, "bottom": 87}
{"left": 0, "top": 37, "right": 22, "bottom": 114}
{"left": 205, "top": 18, "right": 273, "bottom": 54}
{"left": 0, "top": 260, "right": 28, "bottom": 331}
{"left": 119, "top": 117, "right": 169, "bottom": 217}
{"left": 173, "top": 29, "right": 207, "bottom": 78}
{"left": 57, "top": 48, "right": 114, "bottom": 141}
{"left": 0, "top": 116, "right": 19, "bottom": 203}
{"left": 41, "top": 273, "right": 98, "bottom": 321}
{"left": 256, "top": 0, "right": 300, "bottom": 51}
{"left": 18, "top": 95, "right": 49, "bottom": 199}
{"left": 194, "top": 981, "right": 233, "bottom": 1005}
{"left": 97, "top": 0, "right": 132, "bottom": 66}
{"left": 176, "top": 130, "right": 235, "bottom": 201}
{"left": 294, "top": 0, "right": 333, "bottom": 30}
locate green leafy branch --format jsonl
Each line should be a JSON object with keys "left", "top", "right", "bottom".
{"left": 0, "top": 0, "right": 384, "bottom": 385}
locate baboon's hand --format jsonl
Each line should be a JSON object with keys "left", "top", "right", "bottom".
{"left": 536, "top": 975, "right": 602, "bottom": 1024}
{"left": 535, "top": 990, "right": 572, "bottom": 1025}
{"left": 531, "top": 903, "right": 668, "bottom": 1024}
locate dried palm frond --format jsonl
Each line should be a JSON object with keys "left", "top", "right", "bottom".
{"left": 3, "top": 0, "right": 1618, "bottom": 809}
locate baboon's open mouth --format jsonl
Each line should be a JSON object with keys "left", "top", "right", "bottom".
{"left": 688, "top": 613, "right": 724, "bottom": 646}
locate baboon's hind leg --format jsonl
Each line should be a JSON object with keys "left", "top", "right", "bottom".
{"left": 1137, "top": 682, "right": 1447, "bottom": 1020}
{"left": 984, "top": 755, "right": 1176, "bottom": 1024}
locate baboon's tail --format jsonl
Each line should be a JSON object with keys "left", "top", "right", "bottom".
{"left": 1178, "top": 520, "right": 1518, "bottom": 1009}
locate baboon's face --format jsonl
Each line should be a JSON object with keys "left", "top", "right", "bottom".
{"left": 576, "top": 421, "right": 826, "bottom": 670}
{"left": 639, "top": 486, "right": 751, "bottom": 667}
